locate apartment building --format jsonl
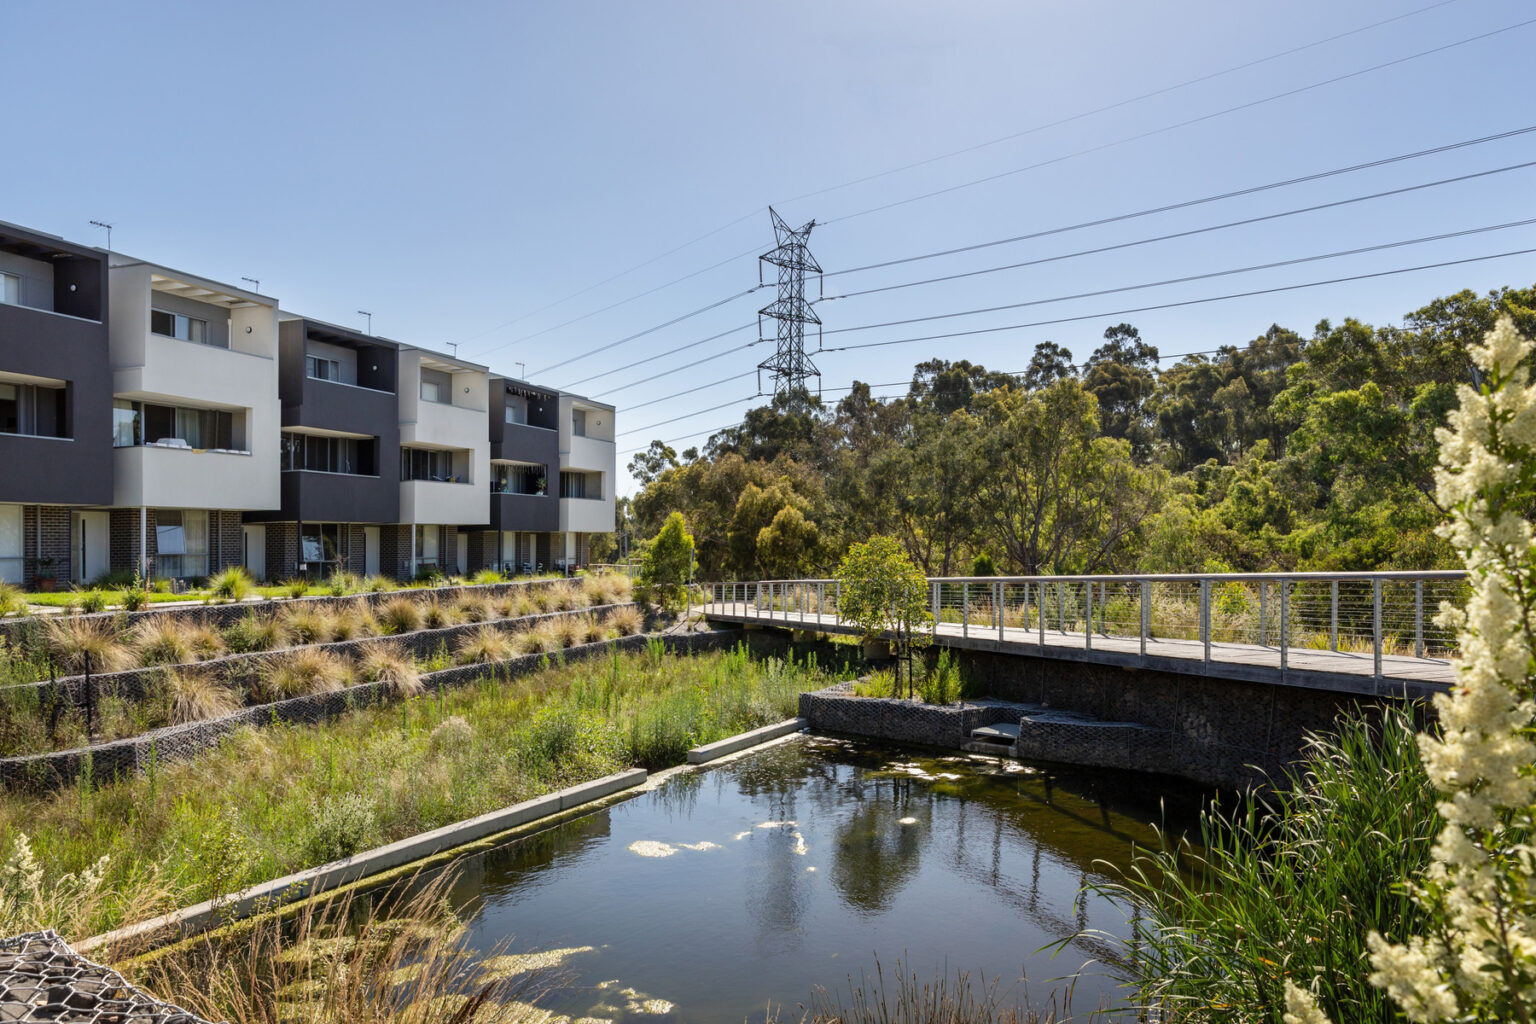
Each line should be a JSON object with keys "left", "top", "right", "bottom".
{"left": 0, "top": 218, "right": 617, "bottom": 585}
{"left": 243, "top": 317, "right": 402, "bottom": 580}
{"left": 0, "top": 222, "right": 112, "bottom": 586}
{"left": 106, "top": 260, "right": 282, "bottom": 580}
{"left": 393, "top": 346, "right": 491, "bottom": 578}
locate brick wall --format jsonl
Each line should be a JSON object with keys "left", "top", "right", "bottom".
{"left": 344, "top": 524, "right": 366, "bottom": 575}
{"left": 19, "top": 506, "right": 72, "bottom": 588}
{"left": 266, "top": 523, "right": 298, "bottom": 582}
{"left": 214, "top": 511, "right": 242, "bottom": 574}
{"left": 108, "top": 508, "right": 157, "bottom": 577}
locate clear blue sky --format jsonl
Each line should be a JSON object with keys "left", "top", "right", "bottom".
{"left": 4, "top": 1, "right": 1533, "bottom": 494}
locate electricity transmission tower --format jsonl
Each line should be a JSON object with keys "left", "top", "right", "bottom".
{"left": 756, "top": 207, "right": 822, "bottom": 398}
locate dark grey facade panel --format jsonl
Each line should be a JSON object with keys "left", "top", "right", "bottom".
{"left": 490, "top": 492, "right": 559, "bottom": 532}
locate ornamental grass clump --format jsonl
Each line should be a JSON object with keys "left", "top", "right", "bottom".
{"left": 223, "top": 611, "right": 286, "bottom": 653}
{"left": 470, "top": 568, "right": 504, "bottom": 585}
{"left": 552, "top": 614, "right": 585, "bottom": 649}
{"left": 420, "top": 599, "right": 456, "bottom": 630}
{"left": 326, "top": 570, "right": 362, "bottom": 596}
{"left": 209, "top": 566, "right": 253, "bottom": 602}
{"left": 379, "top": 596, "right": 424, "bottom": 635}
{"left": 282, "top": 605, "right": 331, "bottom": 646}
{"left": 358, "top": 647, "right": 423, "bottom": 698}
{"left": 163, "top": 668, "right": 243, "bottom": 725}
{"left": 518, "top": 620, "right": 562, "bottom": 655}
{"left": 452, "top": 595, "right": 493, "bottom": 623}
{"left": 259, "top": 647, "right": 352, "bottom": 701}
{"left": 605, "top": 605, "right": 644, "bottom": 637}
{"left": 1279, "top": 316, "right": 1536, "bottom": 1024}
{"left": 0, "top": 582, "right": 24, "bottom": 617}
{"left": 185, "top": 622, "right": 225, "bottom": 661}
{"left": 131, "top": 617, "right": 194, "bottom": 666}
{"left": 454, "top": 625, "right": 514, "bottom": 665}
{"left": 77, "top": 589, "right": 109, "bottom": 614}
{"left": 44, "top": 615, "right": 131, "bottom": 675}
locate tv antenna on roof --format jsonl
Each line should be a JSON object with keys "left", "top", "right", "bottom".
{"left": 516, "top": 362, "right": 526, "bottom": 379}
{"left": 89, "top": 220, "right": 113, "bottom": 252}
{"left": 241, "top": 277, "right": 260, "bottom": 294}
{"left": 448, "top": 343, "right": 459, "bottom": 358}
{"left": 358, "top": 310, "right": 373, "bottom": 334}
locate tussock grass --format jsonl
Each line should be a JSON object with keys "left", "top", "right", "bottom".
{"left": 361, "top": 574, "right": 396, "bottom": 593}
{"left": 259, "top": 647, "right": 352, "bottom": 701}
{"left": 326, "top": 570, "right": 362, "bottom": 596}
{"left": 44, "top": 616, "right": 131, "bottom": 675}
{"left": 164, "top": 668, "right": 243, "bottom": 726}
{"left": 185, "top": 622, "right": 226, "bottom": 661}
{"left": 358, "top": 647, "right": 424, "bottom": 698}
{"left": 209, "top": 566, "right": 254, "bottom": 602}
{"left": 452, "top": 595, "right": 493, "bottom": 623}
{"left": 551, "top": 615, "right": 584, "bottom": 649}
{"left": 455, "top": 625, "right": 515, "bottom": 665}
{"left": 379, "top": 596, "right": 424, "bottom": 634}
{"left": 0, "top": 644, "right": 838, "bottom": 938}
{"left": 420, "top": 599, "right": 456, "bottom": 630}
{"left": 605, "top": 605, "right": 643, "bottom": 636}
{"left": 0, "top": 581, "right": 25, "bottom": 616}
{"left": 470, "top": 568, "right": 505, "bottom": 585}
{"left": 223, "top": 612, "right": 287, "bottom": 654}
{"left": 131, "top": 617, "right": 194, "bottom": 666}
{"left": 281, "top": 605, "right": 331, "bottom": 646}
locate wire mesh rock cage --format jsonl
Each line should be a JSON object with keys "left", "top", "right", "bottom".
{"left": 0, "top": 930, "right": 215, "bottom": 1023}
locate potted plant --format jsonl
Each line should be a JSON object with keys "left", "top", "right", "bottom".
{"left": 35, "top": 556, "right": 59, "bottom": 593}
{"left": 534, "top": 476, "right": 547, "bottom": 496}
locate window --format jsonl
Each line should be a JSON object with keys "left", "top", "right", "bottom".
{"left": 571, "top": 408, "right": 587, "bottom": 437}
{"left": 0, "top": 274, "right": 18, "bottom": 306}
{"left": 0, "top": 504, "right": 21, "bottom": 583}
{"left": 115, "top": 401, "right": 236, "bottom": 450}
{"left": 306, "top": 355, "right": 341, "bottom": 381}
{"left": 155, "top": 510, "right": 208, "bottom": 579}
{"left": 281, "top": 432, "right": 376, "bottom": 474}
{"left": 559, "top": 470, "right": 589, "bottom": 499}
{"left": 415, "top": 525, "right": 439, "bottom": 566}
{"left": 420, "top": 368, "right": 451, "bottom": 405}
{"left": 0, "top": 382, "right": 67, "bottom": 438}
{"left": 491, "top": 463, "right": 546, "bottom": 495}
{"left": 150, "top": 309, "right": 208, "bottom": 344}
{"left": 400, "top": 447, "right": 462, "bottom": 482}
{"left": 504, "top": 398, "right": 527, "bottom": 424}
{"left": 300, "top": 523, "right": 341, "bottom": 566}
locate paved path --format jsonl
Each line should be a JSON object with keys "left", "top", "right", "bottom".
{"left": 704, "top": 601, "right": 1457, "bottom": 696}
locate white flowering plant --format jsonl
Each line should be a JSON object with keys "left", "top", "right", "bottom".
{"left": 1287, "top": 317, "right": 1536, "bottom": 1023}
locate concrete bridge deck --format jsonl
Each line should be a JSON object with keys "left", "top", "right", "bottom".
{"left": 703, "top": 600, "right": 1458, "bottom": 699}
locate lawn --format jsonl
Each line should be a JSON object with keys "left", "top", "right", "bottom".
{"left": 0, "top": 641, "right": 846, "bottom": 940}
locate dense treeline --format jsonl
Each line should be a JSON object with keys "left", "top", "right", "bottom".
{"left": 620, "top": 285, "right": 1536, "bottom": 580}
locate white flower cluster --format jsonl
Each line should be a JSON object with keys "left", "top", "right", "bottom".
{"left": 1284, "top": 316, "right": 1536, "bottom": 1023}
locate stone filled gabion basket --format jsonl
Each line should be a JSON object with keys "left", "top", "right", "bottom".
{"left": 0, "top": 930, "right": 216, "bottom": 1023}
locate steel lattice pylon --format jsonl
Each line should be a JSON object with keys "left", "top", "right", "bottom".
{"left": 756, "top": 207, "right": 822, "bottom": 398}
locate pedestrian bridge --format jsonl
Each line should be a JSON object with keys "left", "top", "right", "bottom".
{"left": 701, "top": 571, "right": 1466, "bottom": 699}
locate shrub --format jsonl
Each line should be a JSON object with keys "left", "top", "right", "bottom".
{"left": 427, "top": 714, "right": 474, "bottom": 754}
{"left": 260, "top": 648, "right": 351, "bottom": 700}
{"left": 605, "top": 605, "right": 644, "bottom": 636}
{"left": 131, "top": 617, "right": 193, "bottom": 666}
{"left": 917, "top": 648, "right": 963, "bottom": 705}
{"left": 378, "top": 597, "right": 424, "bottom": 635}
{"left": 302, "top": 793, "right": 379, "bottom": 864}
{"left": 361, "top": 575, "right": 395, "bottom": 593}
{"left": 44, "top": 616, "right": 131, "bottom": 675}
{"left": 77, "top": 589, "right": 109, "bottom": 614}
{"left": 121, "top": 586, "right": 149, "bottom": 612}
{"left": 209, "top": 567, "right": 253, "bottom": 602}
{"left": 638, "top": 511, "right": 694, "bottom": 608}
{"left": 223, "top": 612, "right": 285, "bottom": 654}
{"left": 358, "top": 647, "right": 423, "bottom": 698}
{"left": 164, "top": 669, "right": 242, "bottom": 725}
{"left": 326, "top": 570, "right": 362, "bottom": 596}
{"left": 454, "top": 625, "right": 513, "bottom": 665}
{"left": 836, "top": 535, "right": 932, "bottom": 695}
{"left": 470, "top": 568, "right": 503, "bottom": 585}
{"left": 852, "top": 670, "right": 898, "bottom": 698}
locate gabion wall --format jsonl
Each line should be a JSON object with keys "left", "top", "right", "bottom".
{"left": 0, "top": 930, "right": 215, "bottom": 1023}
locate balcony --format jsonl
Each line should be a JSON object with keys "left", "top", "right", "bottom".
{"left": 563, "top": 432, "right": 615, "bottom": 473}
{"left": 559, "top": 494, "right": 616, "bottom": 534}
{"left": 493, "top": 420, "right": 559, "bottom": 465}
{"left": 491, "top": 491, "right": 558, "bottom": 532}
{"left": 402, "top": 396, "right": 485, "bottom": 450}
{"left": 114, "top": 442, "right": 276, "bottom": 511}
{"left": 280, "top": 469, "right": 398, "bottom": 524}
{"left": 287, "top": 374, "right": 398, "bottom": 434}
{"left": 400, "top": 479, "right": 483, "bottom": 526}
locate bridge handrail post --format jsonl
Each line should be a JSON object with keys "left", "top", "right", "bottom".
{"left": 1373, "top": 578, "right": 1383, "bottom": 679}
{"left": 931, "top": 581, "right": 939, "bottom": 637}
{"left": 818, "top": 582, "right": 824, "bottom": 627}
{"left": 1330, "top": 580, "right": 1339, "bottom": 652}
{"left": 1415, "top": 580, "right": 1424, "bottom": 659}
{"left": 834, "top": 580, "right": 841, "bottom": 626}
{"left": 1280, "top": 579, "right": 1289, "bottom": 672}
{"left": 1259, "top": 580, "right": 1267, "bottom": 648}
{"left": 962, "top": 582, "right": 969, "bottom": 639}
{"left": 1140, "top": 579, "right": 1150, "bottom": 656}
{"left": 1037, "top": 581, "right": 1046, "bottom": 647}
{"left": 997, "top": 581, "right": 1005, "bottom": 641}
{"left": 1057, "top": 584, "right": 1065, "bottom": 636}
{"left": 1201, "top": 579, "right": 1212, "bottom": 662}
{"left": 1085, "top": 581, "right": 1093, "bottom": 651}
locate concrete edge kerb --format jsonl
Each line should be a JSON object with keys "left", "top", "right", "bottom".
{"left": 687, "top": 718, "right": 806, "bottom": 764}
{"left": 74, "top": 768, "right": 647, "bottom": 956}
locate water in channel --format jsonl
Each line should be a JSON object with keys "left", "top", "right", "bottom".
{"left": 444, "top": 736, "right": 1206, "bottom": 1022}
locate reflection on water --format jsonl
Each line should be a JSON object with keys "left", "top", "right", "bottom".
{"left": 452, "top": 736, "right": 1205, "bottom": 1022}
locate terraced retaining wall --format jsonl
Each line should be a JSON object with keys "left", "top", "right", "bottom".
{"left": 0, "top": 576, "right": 583, "bottom": 647}
{"left": 0, "top": 628, "right": 740, "bottom": 791}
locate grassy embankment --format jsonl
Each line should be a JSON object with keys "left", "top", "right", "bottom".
{"left": 0, "top": 640, "right": 846, "bottom": 940}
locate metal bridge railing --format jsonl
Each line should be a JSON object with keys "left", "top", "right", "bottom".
{"left": 702, "top": 571, "right": 1469, "bottom": 679}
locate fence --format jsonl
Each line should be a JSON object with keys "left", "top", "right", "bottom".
{"left": 703, "top": 571, "right": 1468, "bottom": 679}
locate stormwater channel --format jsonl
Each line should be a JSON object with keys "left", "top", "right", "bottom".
{"left": 434, "top": 735, "right": 1207, "bottom": 1022}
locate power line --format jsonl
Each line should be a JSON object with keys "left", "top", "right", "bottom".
{"left": 593, "top": 341, "right": 760, "bottom": 399}
{"left": 529, "top": 286, "right": 766, "bottom": 377}
{"left": 560, "top": 322, "right": 756, "bottom": 392}
{"left": 773, "top": 0, "right": 1469, "bottom": 210}
{"left": 822, "top": 246, "right": 1536, "bottom": 355}
{"left": 619, "top": 394, "right": 763, "bottom": 438}
{"left": 817, "top": 218, "right": 1536, "bottom": 338}
{"left": 821, "top": 17, "right": 1536, "bottom": 226}
{"left": 819, "top": 137, "right": 1536, "bottom": 282}
{"left": 621, "top": 370, "right": 758, "bottom": 413}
